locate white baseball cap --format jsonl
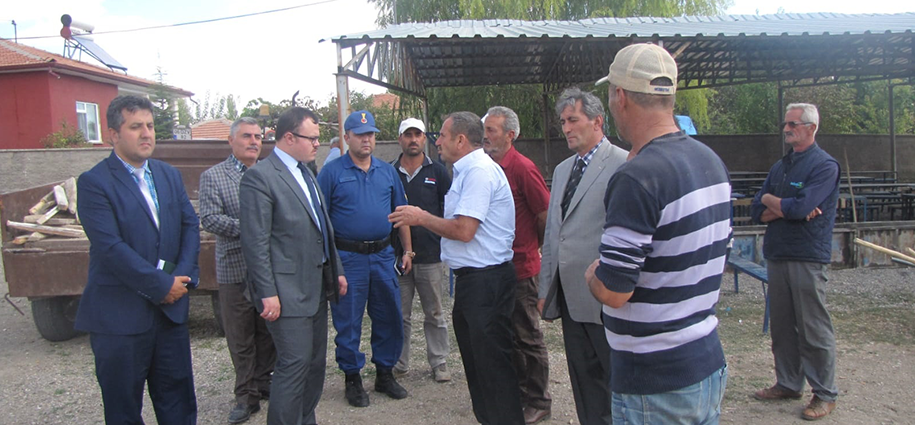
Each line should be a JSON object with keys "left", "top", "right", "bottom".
{"left": 398, "top": 118, "right": 426, "bottom": 135}
{"left": 596, "top": 43, "right": 678, "bottom": 95}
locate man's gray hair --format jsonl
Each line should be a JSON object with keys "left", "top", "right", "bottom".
{"left": 230, "top": 117, "right": 260, "bottom": 138}
{"left": 485, "top": 106, "right": 520, "bottom": 141}
{"left": 786, "top": 103, "right": 820, "bottom": 131}
{"left": 330, "top": 136, "right": 340, "bottom": 147}
{"left": 555, "top": 87, "right": 604, "bottom": 120}
{"left": 445, "top": 111, "right": 484, "bottom": 147}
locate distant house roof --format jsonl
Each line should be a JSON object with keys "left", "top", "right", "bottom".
{"left": 191, "top": 119, "right": 233, "bottom": 140}
{"left": 0, "top": 38, "right": 193, "bottom": 97}
{"left": 371, "top": 93, "right": 400, "bottom": 109}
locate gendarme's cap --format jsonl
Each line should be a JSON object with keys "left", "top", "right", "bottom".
{"left": 344, "top": 110, "right": 380, "bottom": 134}
{"left": 398, "top": 118, "right": 426, "bottom": 135}
{"left": 596, "top": 43, "right": 677, "bottom": 95}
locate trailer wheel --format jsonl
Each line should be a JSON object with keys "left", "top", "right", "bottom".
{"left": 31, "top": 296, "right": 84, "bottom": 342}
{"left": 211, "top": 293, "right": 226, "bottom": 337}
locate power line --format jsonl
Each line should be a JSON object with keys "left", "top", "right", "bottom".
{"left": 14, "top": 0, "right": 340, "bottom": 40}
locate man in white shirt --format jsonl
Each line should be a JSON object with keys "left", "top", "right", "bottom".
{"left": 389, "top": 111, "right": 523, "bottom": 425}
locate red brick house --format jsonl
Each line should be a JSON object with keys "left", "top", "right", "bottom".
{"left": 0, "top": 38, "right": 192, "bottom": 149}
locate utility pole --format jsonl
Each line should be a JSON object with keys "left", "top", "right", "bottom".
{"left": 11, "top": 20, "right": 17, "bottom": 43}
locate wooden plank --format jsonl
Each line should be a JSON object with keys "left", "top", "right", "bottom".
{"left": 27, "top": 232, "right": 47, "bottom": 242}
{"left": 853, "top": 238, "right": 915, "bottom": 264}
{"left": 6, "top": 221, "right": 86, "bottom": 238}
{"left": 28, "top": 191, "right": 55, "bottom": 215}
{"left": 53, "top": 185, "right": 69, "bottom": 211}
{"left": 35, "top": 205, "right": 60, "bottom": 225}
{"left": 11, "top": 235, "right": 29, "bottom": 245}
{"left": 22, "top": 216, "right": 78, "bottom": 226}
{"left": 63, "top": 177, "right": 78, "bottom": 215}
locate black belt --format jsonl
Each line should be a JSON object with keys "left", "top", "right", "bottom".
{"left": 453, "top": 261, "right": 511, "bottom": 277}
{"left": 335, "top": 235, "right": 391, "bottom": 254}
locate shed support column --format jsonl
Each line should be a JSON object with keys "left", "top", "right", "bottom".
{"left": 336, "top": 43, "right": 350, "bottom": 153}
{"left": 542, "top": 91, "right": 551, "bottom": 178}
{"left": 889, "top": 82, "right": 897, "bottom": 176}
{"left": 777, "top": 82, "right": 785, "bottom": 156}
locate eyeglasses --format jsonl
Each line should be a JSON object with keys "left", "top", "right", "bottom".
{"left": 781, "top": 121, "right": 813, "bottom": 129}
{"left": 290, "top": 132, "right": 320, "bottom": 144}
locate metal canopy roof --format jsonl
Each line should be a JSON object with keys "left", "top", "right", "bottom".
{"left": 329, "top": 13, "right": 915, "bottom": 97}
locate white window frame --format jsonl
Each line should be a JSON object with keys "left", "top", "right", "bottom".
{"left": 76, "top": 101, "right": 102, "bottom": 144}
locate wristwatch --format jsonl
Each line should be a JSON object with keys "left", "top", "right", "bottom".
{"left": 404, "top": 251, "right": 416, "bottom": 258}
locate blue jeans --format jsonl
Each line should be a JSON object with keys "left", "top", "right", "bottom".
{"left": 612, "top": 365, "right": 728, "bottom": 425}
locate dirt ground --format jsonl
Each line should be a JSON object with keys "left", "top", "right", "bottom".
{"left": 1, "top": 267, "right": 913, "bottom": 425}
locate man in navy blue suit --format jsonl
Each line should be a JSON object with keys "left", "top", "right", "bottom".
{"left": 75, "top": 95, "right": 201, "bottom": 424}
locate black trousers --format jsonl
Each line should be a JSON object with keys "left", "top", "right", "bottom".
{"left": 452, "top": 262, "right": 524, "bottom": 425}
{"left": 219, "top": 281, "right": 276, "bottom": 405}
{"left": 559, "top": 285, "right": 612, "bottom": 425}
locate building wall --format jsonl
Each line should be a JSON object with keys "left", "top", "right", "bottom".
{"left": 47, "top": 73, "right": 118, "bottom": 145}
{"left": 0, "top": 72, "right": 53, "bottom": 149}
{"left": 0, "top": 71, "right": 117, "bottom": 149}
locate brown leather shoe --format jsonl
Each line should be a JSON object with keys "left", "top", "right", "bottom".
{"left": 802, "top": 395, "right": 836, "bottom": 421}
{"left": 753, "top": 385, "right": 803, "bottom": 401}
{"left": 523, "top": 407, "right": 551, "bottom": 425}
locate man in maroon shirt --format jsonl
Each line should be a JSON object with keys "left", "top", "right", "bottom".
{"left": 484, "top": 106, "right": 552, "bottom": 425}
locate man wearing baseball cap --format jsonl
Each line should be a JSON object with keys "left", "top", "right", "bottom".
{"left": 586, "top": 43, "right": 730, "bottom": 424}
{"left": 390, "top": 118, "right": 454, "bottom": 383}
{"left": 317, "top": 110, "right": 413, "bottom": 407}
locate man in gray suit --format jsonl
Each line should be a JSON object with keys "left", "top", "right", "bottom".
{"left": 200, "top": 117, "right": 276, "bottom": 424}
{"left": 538, "top": 87, "right": 628, "bottom": 425}
{"left": 240, "top": 107, "right": 348, "bottom": 425}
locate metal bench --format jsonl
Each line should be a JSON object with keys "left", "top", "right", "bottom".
{"left": 727, "top": 255, "right": 770, "bottom": 333}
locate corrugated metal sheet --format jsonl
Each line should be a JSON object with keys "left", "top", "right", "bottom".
{"left": 334, "top": 13, "right": 915, "bottom": 41}
{"left": 329, "top": 13, "right": 915, "bottom": 92}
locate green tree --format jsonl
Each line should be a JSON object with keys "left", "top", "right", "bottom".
{"left": 150, "top": 67, "right": 176, "bottom": 138}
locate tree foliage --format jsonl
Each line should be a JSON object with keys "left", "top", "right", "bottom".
{"left": 706, "top": 80, "right": 915, "bottom": 135}
{"left": 150, "top": 67, "right": 176, "bottom": 138}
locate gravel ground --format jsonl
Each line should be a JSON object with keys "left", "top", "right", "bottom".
{"left": 1, "top": 266, "right": 913, "bottom": 425}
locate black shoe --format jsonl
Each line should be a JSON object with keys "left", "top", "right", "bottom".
{"left": 375, "top": 369, "right": 408, "bottom": 399}
{"left": 345, "top": 373, "right": 370, "bottom": 407}
{"left": 259, "top": 388, "right": 270, "bottom": 401}
{"left": 227, "top": 402, "right": 260, "bottom": 424}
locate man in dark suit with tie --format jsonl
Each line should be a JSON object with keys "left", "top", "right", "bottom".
{"left": 199, "top": 117, "right": 276, "bottom": 424}
{"left": 239, "top": 107, "right": 348, "bottom": 425}
{"left": 538, "top": 88, "right": 628, "bottom": 425}
{"left": 76, "top": 95, "right": 200, "bottom": 424}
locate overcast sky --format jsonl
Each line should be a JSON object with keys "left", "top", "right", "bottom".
{"left": 2, "top": 0, "right": 911, "bottom": 108}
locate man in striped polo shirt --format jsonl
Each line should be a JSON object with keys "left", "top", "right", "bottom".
{"left": 586, "top": 43, "right": 731, "bottom": 424}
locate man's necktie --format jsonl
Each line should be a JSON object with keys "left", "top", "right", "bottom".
{"left": 297, "top": 163, "right": 330, "bottom": 260}
{"left": 560, "top": 158, "right": 586, "bottom": 220}
{"left": 133, "top": 168, "right": 159, "bottom": 228}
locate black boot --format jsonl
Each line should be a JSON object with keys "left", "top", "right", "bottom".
{"left": 375, "top": 368, "right": 408, "bottom": 399}
{"left": 345, "top": 373, "right": 370, "bottom": 407}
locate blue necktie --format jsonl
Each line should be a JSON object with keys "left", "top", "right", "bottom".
{"left": 297, "top": 163, "right": 330, "bottom": 260}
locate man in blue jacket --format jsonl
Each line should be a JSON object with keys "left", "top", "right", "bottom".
{"left": 750, "top": 103, "right": 840, "bottom": 421}
{"left": 76, "top": 95, "right": 200, "bottom": 424}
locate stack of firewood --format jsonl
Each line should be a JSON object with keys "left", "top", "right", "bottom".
{"left": 6, "top": 177, "right": 86, "bottom": 244}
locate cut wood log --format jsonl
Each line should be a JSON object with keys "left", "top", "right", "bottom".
{"left": 906, "top": 247, "right": 915, "bottom": 257}
{"left": 22, "top": 216, "right": 78, "bottom": 225}
{"left": 53, "top": 185, "right": 69, "bottom": 211}
{"left": 6, "top": 221, "right": 86, "bottom": 238}
{"left": 27, "top": 232, "right": 47, "bottom": 242}
{"left": 62, "top": 224, "right": 85, "bottom": 230}
{"left": 63, "top": 177, "right": 78, "bottom": 215}
{"left": 36, "top": 205, "right": 60, "bottom": 225}
{"left": 853, "top": 238, "right": 915, "bottom": 264}
{"left": 11, "top": 235, "right": 29, "bottom": 245}
{"left": 28, "top": 191, "right": 55, "bottom": 215}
